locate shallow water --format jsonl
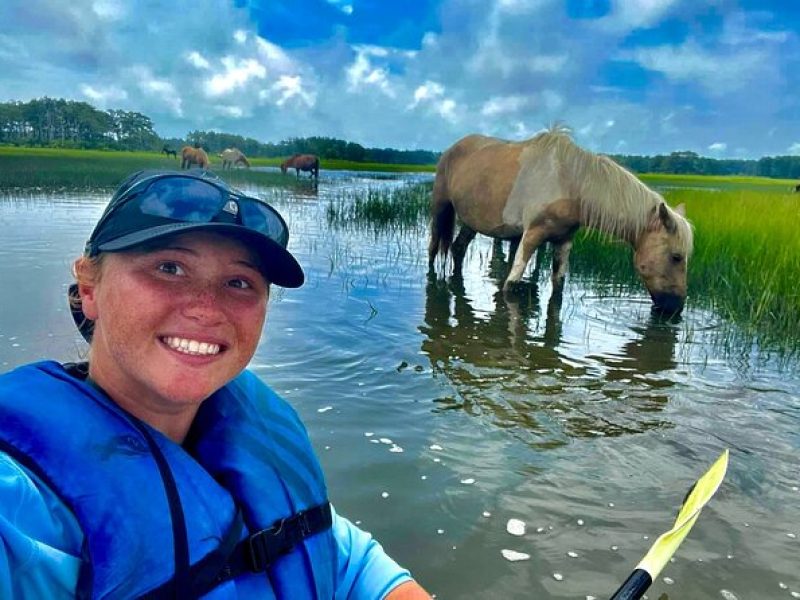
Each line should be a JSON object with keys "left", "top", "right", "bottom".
{"left": 1, "top": 173, "right": 798, "bottom": 599}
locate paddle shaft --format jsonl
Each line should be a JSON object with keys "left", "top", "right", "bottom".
{"left": 609, "top": 569, "right": 651, "bottom": 600}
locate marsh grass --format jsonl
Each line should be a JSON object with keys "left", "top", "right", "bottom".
{"left": 326, "top": 182, "right": 432, "bottom": 231}
{"left": 566, "top": 184, "right": 800, "bottom": 356}
{"left": 0, "top": 147, "right": 431, "bottom": 190}
{"left": 673, "top": 188, "right": 800, "bottom": 355}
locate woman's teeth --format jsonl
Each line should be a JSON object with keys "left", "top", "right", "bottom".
{"left": 163, "top": 336, "right": 221, "bottom": 356}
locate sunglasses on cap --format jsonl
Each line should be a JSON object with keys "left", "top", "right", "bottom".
{"left": 85, "top": 170, "right": 291, "bottom": 258}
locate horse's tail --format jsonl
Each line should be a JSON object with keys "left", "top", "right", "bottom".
{"left": 429, "top": 171, "right": 455, "bottom": 269}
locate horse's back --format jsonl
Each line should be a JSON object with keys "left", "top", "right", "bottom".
{"left": 436, "top": 135, "right": 527, "bottom": 237}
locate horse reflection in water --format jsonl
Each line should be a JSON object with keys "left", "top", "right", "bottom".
{"left": 419, "top": 258, "right": 681, "bottom": 443}
{"left": 429, "top": 125, "right": 693, "bottom": 314}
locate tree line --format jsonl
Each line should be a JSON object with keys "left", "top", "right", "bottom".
{"left": 2, "top": 97, "right": 800, "bottom": 177}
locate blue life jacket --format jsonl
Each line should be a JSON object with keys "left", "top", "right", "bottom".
{"left": 0, "top": 361, "right": 336, "bottom": 599}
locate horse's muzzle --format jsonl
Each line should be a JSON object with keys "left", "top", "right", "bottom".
{"left": 651, "top": 292, "right": 684, "bottom": 315}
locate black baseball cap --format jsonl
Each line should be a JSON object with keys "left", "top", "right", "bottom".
{"left": 70, "top": 169, "right": 304, "bottom": 341}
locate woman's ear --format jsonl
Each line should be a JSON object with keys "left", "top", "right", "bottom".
{"left": 79, "top": 281, "right": 99, "bottom": 320}
{"left": 74, "top": 257, "right": 101, "bottom": 320}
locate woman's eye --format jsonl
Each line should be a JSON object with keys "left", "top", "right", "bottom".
{"left": 157, "top": 262, "right": 185, "bottom": 276}
{"left": 227, "top": 278, "right": 252, "bottom": 289}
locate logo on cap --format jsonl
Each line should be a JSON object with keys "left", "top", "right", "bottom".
{"left": 223, "top": 198, "right": 239, "bottom": 216}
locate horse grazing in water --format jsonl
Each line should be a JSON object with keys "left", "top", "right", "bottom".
{"left": 161, "top": 145, "right": 177, "bottom": 158}
{"left": 219, "top": 148, "right": 250, "bottom": 169}
{"left": 181, "top": 146, "right": 210, "bottom": 170}
{"left": 429, "top": 126, "right": 693, "bottom": 314}
{"left": 280, "top": 154, "right": 319, "bottom": 179}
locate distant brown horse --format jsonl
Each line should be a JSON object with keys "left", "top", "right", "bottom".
{"left": 281, "top": 154, "right": 319, "bottom": 179}
{"left": 429, "top": 126, "right": 693, "bottom": 314}
{"left": 181, "top": 146, "right": 210, "bottom": 169}
{"left": 219, "top": 148, "right": 250, "bottom": 169}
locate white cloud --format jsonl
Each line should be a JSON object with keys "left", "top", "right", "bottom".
{"left": 129, "top": 66, "right": 183, "bottom": 117}
{"left": 185, "top": 51, "right": 210, "bottom": 70}
{"left": 255, "top": 38, "right": 295, "bottom": 72}
{"left": 708, "top": 142, "right": 727, "bottom": 153}
{"left": 325, "top": 0, "right": 353, "bottom": 14}
{"left": 271, "top": 75, "right": 316, "bottom": 107}
{"left": 625, "top": 40, "right": 766, "bottom": 95}
{"left": 92, "top": 0, "right": 126, "bottom": 21}
{"left": 233, "top": 30, "right": 247, "bottom": 44}
{"left": 481, "top": 95, "right": 527, "bottom": 116}
{"left": 409, "top": 81, "right": 444, "bottom": 108}
{"left": 205, "top": 57, "right": 267, "bottom": 97}
{"left": 215, "top": 105, "right": 245, "bottom": 118}
{"left": 346, "top": 50, "right": 395, "bottom": 97}
{"left": 596, "top": 0, "right": 682, "bottom": 33}
{"left": 788, "top": 143, "right": 800, "bottom": 155}
{"left": 80, "top": 84, "right": 127, "bottom": 106}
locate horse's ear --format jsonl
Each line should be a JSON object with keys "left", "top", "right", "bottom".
{"left": 674, "top": 203, "right": 686, "bottom": 217}
{"left": 658, "top": 202, "right": 677, "bottom": 233}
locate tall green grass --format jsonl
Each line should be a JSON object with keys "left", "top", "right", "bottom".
{"left": 672, "top": 188, "right": 800, "bottom": 354}
{"left": 568, "top": 185, "right": 800, "bottom": 356}
{"left": 326, "top": 182, "right": 432, "bottom": 231}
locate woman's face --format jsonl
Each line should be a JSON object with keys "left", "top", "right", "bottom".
{"left": 79, "top": 231, "right": 269, "bottom": 424}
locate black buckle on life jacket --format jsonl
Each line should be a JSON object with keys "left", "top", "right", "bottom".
{"left": 245, "top": 502, "right": 332, "bottom": 572}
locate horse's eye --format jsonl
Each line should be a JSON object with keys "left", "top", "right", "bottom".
{"left": 670, "top": 253, "right": 683, "bottom": 264}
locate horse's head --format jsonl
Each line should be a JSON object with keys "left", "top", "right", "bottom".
{"left": 634, "top": 202, "right": 692, "bottom": 315}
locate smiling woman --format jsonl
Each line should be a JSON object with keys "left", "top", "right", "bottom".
{"left": 0, "top": 169, "right": 431, "bottom": 599}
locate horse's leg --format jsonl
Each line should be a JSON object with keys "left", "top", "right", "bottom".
{"left": 551, "top": 238, "right": 574, "bottom": 286}
{"left": 451, "top": 225, "right": 476, "bottom": 275}
{"left": 504, "top": 225, "right": 547, "bottom": 290}
{"left": 508, "top": 235, "right": 521, "bottom": 268}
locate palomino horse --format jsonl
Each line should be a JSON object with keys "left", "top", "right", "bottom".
{"left": 429, "top": 127, "right": 693, "bottom": 314}
{"left": 281, "top": 154, "right": 319, "bottom": 179}
{"left": 161, "top": 145, "right": 177, "bottom": 158}
{"left": 181, "top": 146, "right": 210, "bottom": 170}
{"left": 219, "top": 147, "right": 251, "bottom": 169}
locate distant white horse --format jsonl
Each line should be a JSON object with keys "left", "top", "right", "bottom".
{"left": 219, "top": 148, "right": 250, "bottom": 169}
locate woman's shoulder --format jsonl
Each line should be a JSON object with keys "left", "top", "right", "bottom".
{"left": 0, "top": 453, "right": 83, "bottom": 595}
{"left": 0, "top": 452, "right": 84, "bottom": 552}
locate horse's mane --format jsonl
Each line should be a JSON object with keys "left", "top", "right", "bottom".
{"left": 525, "top": 127, "right": 693, "bottom": 253}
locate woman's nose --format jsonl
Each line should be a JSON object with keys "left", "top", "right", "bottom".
{"left": 181, "top": 284, "right": 226, "bottom": 324}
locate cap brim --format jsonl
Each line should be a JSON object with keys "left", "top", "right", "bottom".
{"left": 96, "top": 222, "right": 304, "bottom": 288}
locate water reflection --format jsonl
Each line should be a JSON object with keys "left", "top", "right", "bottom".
{"left": 419, "top": 265, "right": 682, "bottom": 443}
{"left": 602, "top": 312, "right": 681, "bottom": 382}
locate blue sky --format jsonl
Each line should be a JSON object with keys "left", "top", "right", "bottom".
{"left": 1, "top": 0, "right": 798, "bottom": 158}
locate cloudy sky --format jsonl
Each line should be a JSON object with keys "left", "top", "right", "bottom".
{"left": 1, "top": 0, "right": 798, "bottom": 158}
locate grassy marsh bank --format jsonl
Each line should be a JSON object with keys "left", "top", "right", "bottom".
{"left": 0, "top": 147, "right": 434, "bottom": 190}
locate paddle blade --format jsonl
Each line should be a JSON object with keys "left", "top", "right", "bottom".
{"left": 610, "top": 449, "right": 729, "bottom": 600}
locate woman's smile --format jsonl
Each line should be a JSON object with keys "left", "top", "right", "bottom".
{"left": 161, "top": 336, "right": 223, "bottom": 356}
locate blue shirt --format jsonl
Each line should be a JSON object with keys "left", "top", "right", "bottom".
{"left": 0, "top": 452, "right": 410, "bottom": 599}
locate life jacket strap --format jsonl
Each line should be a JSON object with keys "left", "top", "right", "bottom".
{"left": 140, "top": 501, "right": 332, "bottom": 599}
